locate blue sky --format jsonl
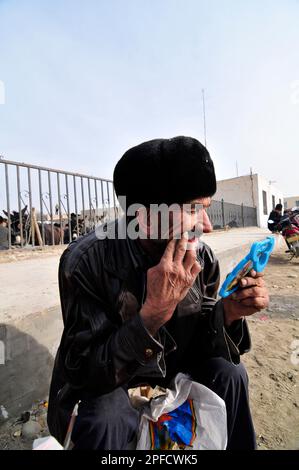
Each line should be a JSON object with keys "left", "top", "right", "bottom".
{"left": 0, "top": 0, "right": 298, "bottom": 198}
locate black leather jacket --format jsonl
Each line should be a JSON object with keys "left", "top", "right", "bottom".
{"left": 47, "top": 217, "right": 251, "bottom": 442}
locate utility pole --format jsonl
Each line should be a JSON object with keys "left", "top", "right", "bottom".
{"left": 202, "top": 89, "right": 207, "bottom": 147}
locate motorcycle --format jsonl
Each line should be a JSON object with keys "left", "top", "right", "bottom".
{"left": 268, "top": 207, "right": 299, "bottom": 260}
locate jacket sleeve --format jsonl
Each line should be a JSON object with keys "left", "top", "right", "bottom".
{"left": 195, "top": 246, "right": 251, "bottom": 364}
{"left": 58, "top": 248, "right": 165, "bottom": 394}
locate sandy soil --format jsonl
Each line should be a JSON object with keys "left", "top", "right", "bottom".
{"left": 0, "top": 239, "right": 298, "bottom": 450}
{"left": 0, "top": 245, "right": 66, "bottom": 264}
{"left": 243, "top": 241, "right": 299, "bottom": 450}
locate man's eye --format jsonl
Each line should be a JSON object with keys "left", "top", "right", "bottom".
{"left": 184, "top": 209, "right": 196, "bottom": 215}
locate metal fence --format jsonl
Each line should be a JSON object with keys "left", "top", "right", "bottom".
{"left": 206, "top": 199, "right": 257, "bottom": 229}
{"left": 0, "top": 159, "right": 117, "bottom": 249}
{"left": 0, "top": 158, "right": 257, "bottom": 249}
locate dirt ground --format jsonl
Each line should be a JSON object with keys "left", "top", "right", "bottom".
{"left": 243, "top": 241, "right": 299, "bottom": 450}
{"left": 0, "top": 240, "right": 298, "bottom": 450}
{"left": 0, "top": 244, "right": 66, "bottom": 264}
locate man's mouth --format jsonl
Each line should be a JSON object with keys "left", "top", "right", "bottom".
{"left": 187, "top": 234, "right": 197, "bottom": 242}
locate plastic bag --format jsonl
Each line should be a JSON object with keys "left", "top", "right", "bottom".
{"left": 136, "top": 373, "right": 227, "bottom": 450}
{"left": 33, "top": 436, "right": 63, "bottom": 450}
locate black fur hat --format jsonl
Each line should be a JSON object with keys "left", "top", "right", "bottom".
{"left": 113, "top": 136, "right": 216, "bottom": 209}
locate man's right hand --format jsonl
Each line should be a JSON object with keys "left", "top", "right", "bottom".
{"left": 140, "top": 233, "right": 202, "bottom": 336}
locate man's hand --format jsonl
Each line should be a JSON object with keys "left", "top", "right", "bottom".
{"left": 140, "top": 233, "right": 202, "bottom": 336}
{"left": 223, "top": 269, "right": 269, "bottom": 327}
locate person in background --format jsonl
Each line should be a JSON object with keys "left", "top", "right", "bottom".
{"left": 0, "top": 216, "right": 9, "bottom": 250}
{"left": 268, "top": 203, "right": 283, "bottom": 232}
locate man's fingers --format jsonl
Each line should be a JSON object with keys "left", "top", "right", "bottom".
{"left": 239, "top": 276, "right": 265, "bottom": 288}
{"left": 161, "top": 239, "right": 177, "bottom": 262}
{"left": 183, "top": 249, "right": 197, "bottom": 271}
{"left": 239, "top": 296, "right": 269, "bottom": 309}
{"left": 190, "top": 260, "right": 202, "bottom": 277}
{"left": 232, "top": 286, "right": 267, "bottom": 301}
{"left": 173, "top": 233, "right": 188, "bottom": 263}
{"left": 249, "top": 269, "right": 264, "bottom": 278}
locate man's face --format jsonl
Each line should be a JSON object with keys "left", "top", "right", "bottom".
{"left": 137, "top": 197, "right": 213, "bottom": 249}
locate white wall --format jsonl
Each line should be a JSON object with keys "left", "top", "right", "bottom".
{"left": 256, "top": 175, "right": 284, "bottom": 228}
{"left": 214, "top": 174, "right": 257, "bottom": 207}
{"left": 214, "top": 174, "right": 284, "bottom": 228}
{"left": 284, "top": 196, "right": 299, "bottom": 209}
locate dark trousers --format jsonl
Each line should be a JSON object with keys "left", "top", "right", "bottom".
{"left": 189, "top": 358, "right": 256, "bottom": 450}
{"left": 70, "top": 358, "right": 256, "bottom": 450}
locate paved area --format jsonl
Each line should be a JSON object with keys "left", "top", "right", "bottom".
{"left": 0, "top": 256, "right": 61, "bottom": 323}
{"left": 202, "top": 226, "right": 270, "bottom": 254}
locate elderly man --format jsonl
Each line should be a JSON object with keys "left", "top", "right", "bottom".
{"left": 47, "top": 137, "right": 269, "bottom": 450}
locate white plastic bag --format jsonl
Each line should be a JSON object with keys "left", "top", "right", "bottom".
{"left": 136, "top": 373, "right": 227, "bottom": 450}
{"left": 33, "top": 436, "right": 64, "bottom": 450}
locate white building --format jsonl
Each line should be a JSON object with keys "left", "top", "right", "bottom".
{"left": 214, "top": 174, "right": 284, "bottom": 228}
{"left": 284, "top": 195, "right": 299, "bottom": 210}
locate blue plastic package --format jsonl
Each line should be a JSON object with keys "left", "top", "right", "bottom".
{"left": 219, "top": 236, "right": 275, "bottom": 298}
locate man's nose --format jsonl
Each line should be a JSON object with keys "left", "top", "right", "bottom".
{"left": 202, "top": 210, "right": 213, "bottom": 233}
